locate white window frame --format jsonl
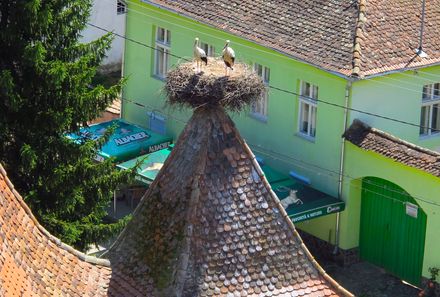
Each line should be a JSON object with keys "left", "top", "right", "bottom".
{"left": 251, "top": 63, "right": 270, "bottom": 120}
{"left": 420, "top": 83, "right": 440, "bottom": 136}
{"left": 298, "top": 81, "right": 318, "bottom": 139}
{"left": 154, "top": 27, "right": 171, "bottom": 79}
{"left": 200, "top": 42, "right": 215, "bottom": 57}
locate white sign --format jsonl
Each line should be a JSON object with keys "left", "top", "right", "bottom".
{"left": 406, "top": 202, "right": 418, "bottom": 218}
{"left": 148, "top": 141, "right": 170, "bottom": 153}
{"left": 114, "top": 131, "right": 150, "bottom": 146}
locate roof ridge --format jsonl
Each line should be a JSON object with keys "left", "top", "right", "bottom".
{"left": 0, "top": 163, "right": 111, "bottom": 267}
{"left": 354, "top": 119, "right": 440, "bottom": 158}
{"left": 238, "top": 135, "right": 354, "bottom": 297}
{"left": 351, "top": 0, "right": 367, "bottom": 77}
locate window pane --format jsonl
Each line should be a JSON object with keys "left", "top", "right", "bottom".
{"left": 423, "top": 84, "right": 432, "bottom": 100}
{"left": 155, "top": 47, "right": 164, "bottom": 76}
{"left": 432, "top": 104, "right": 440, "bottom": 134}
{"left": 420, "top": 105, "right": 429, "bottom": 135}
{"left": 304, "top": 82, "right": 310, "bottom": 97}
{"left": 209, "top": 45, "right": 215, "bottom": 57}
{"left": 163, "top": 48, "right": 169, "bottom": 74}
{"left": 166, "top": 30, "right": 171, "bottom": 44}
{"left": 264, "top": 67, "right": 270, "bottom": 84}
{"left": 300, "top": 102, "right": 309, "bottom": 134}
{"left": 254, "top": 64, "right": 262, "bottom": 76}
{"left": 157, "top": 27, "right": 165, "bottom": 42}
{"left": 434, "top": 83, "right": 440, "bottom": 97}
{"left": 310, "top": 105, "right": 317, "bottom": 137}
{"left": 312, "top": 85, "right": 318, "bottom": 99}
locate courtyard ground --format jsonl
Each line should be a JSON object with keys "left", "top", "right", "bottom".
{"left": 323, "top": 261, "right": 421, "bottom": 297}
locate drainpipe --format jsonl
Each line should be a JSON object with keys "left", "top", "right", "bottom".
{"left": 119, "top": 4, "right": 128, "bottom": 119}
{"left": 333, "top": 80, "right": 352, "bottom": 254}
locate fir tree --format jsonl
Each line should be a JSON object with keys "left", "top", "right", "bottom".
{"left": 0, "top": 0, "right": 133, "bottom": 250}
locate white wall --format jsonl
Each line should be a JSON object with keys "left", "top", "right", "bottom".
{"left": 81, "top": 0, "right": 126, "bottom": 71}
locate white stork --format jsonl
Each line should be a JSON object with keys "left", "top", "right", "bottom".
{"left": 222, "top": 40, "right": 235, "bottom": 76}
{"left": 193, "top": 37, "right": 207, "bottom": 73}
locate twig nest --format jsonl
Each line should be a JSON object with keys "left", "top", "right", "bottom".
{"left": 164, "top": 58, "right": 266, "bottom": 111}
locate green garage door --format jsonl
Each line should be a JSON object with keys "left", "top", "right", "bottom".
{"left": 360, "top": 177, "right": 427, "bottom": 286}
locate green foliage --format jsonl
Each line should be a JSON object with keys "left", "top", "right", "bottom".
{"left": 0, "top": 0, "right": 133, "bottom": 250}
{"left": 429, "top": 267, "right": 439, "bottom": 281}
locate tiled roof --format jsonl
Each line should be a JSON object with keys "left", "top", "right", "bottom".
{"left": 357, "top": 0, "right": 440, "bottom": 77}
{"left": 108, "top": 106, "right": 353, "bottom": 297}
{"left": 144, "top": 0, "right": 440, "bottom": 77}
{"left": 0, "top": 164, "right": 149, "bottom": 296}
{"left": 344, "top": 119, "right": 440, "bottom": 177}
{"left": 0, "top": 102, "right": 352, "bottom": 296}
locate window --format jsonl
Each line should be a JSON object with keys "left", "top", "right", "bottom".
{"left": 298, "top": 81, "right": 318, "bottom": 138}
{"left": 154, "top": 27, "right": 171, "bottom": 78}
{"left": 251, "top": 63, "right": 270, "bottom": 119}
{"left": 148, "top": 111, "right": 167, "bottom": 135}
{"left": 200, "top": 42, "right": 215, "bottom": 57}
{"left": 117, "top": 1, "right": 126, "bottom": 14}
{"left": 420, "top": 83, "right": 440, "bottom": 136}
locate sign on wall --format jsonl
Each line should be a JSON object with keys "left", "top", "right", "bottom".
{"left": 405, "top": 202, "right": 418, "bottom": 218}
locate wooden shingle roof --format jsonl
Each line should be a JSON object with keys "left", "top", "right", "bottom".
{"left": 0, "top": 103, "right": 352, "bottom": 296}
{"left": 143, "top": 0, "right": 440, "bottom": 77}
{"left": 108, "top": 106, "right": 352, "bottom": 297}
{"left": 344, "top": 119, "right": 440, "bottom": 177}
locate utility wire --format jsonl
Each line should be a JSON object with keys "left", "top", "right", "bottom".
{"left": 116, "top": 0, "right": 440, "bottom": 84}
{"left": 88, "top": 21, "right": 436, "bottom": 131}
{"left": 119, "top": 96, "right": 440, "bottom": 208}
{"left": 85, "top": 18, "right": 440, "bottom": 206}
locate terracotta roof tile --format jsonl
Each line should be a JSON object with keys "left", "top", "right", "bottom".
{"left": 144, "top": 0, "right": 440, "bottom": 77}
{"left": 0, "top": 165, "right": 149, "bottom": 296}
{"left": 1, "top": 81, "right": 353, "bottom": 295}
{"left": 344, "top": 119, "right": 440, "bottom": 177}
{"left": 108, "top": 105, "right": 353, "bottom": 297}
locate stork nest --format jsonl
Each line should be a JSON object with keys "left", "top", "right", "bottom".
{"left": 164, "top": 58, "right": 266, "bottom": 111}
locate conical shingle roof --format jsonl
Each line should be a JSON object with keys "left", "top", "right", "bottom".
{"left": 108, "top": 106, "right": 352, "bottom": 297}
{"left": 0, "top": 60, "right": 352, "bottom": 296}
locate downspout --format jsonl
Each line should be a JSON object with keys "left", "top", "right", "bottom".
{"left": 119, "top": 1, "right": 128, "bottom": 119}
{"left": 333, "top": 80, "right": 352, "bottom": 254}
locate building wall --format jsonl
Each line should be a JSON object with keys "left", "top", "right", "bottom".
{"left": 350, "top": 65, "right": 440, "bottom": 152}
{"left": 122, "top": 1, "right": 349, "bottom": 243}
{"left": 340, "top": 142, "right": 440, "bottom": 279}
{"left": 81, "top": 0, "right": 126, "bottom": 71}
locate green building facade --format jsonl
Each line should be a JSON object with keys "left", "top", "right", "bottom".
{"left": 121, "top": 0, "right": 440, "bottom": 285}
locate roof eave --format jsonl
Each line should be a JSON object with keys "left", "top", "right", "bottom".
{"left": 360, "top": 60, "right": 440, "bottom": 79}
{"left": 142, "top": 1, "right": 354, "bottom": 80}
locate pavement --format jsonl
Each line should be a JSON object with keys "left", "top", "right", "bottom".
{"left": 323, "top": 261, "right": 421, "bottom": 297}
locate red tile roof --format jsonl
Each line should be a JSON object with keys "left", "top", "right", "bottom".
{"left": 0, "top": 66, "right": 352, "bottom": 296}
{"left": 0, "top": 164, "right": 149, "bottom": 296}
{"left": 143, "top": 0, "right": 440, "bottom": 77}
{"left": 108, "top": 106, "right": 353, "bottom": 297}
{"left": 344, "top": 119, "right": 440, "bottom": 177}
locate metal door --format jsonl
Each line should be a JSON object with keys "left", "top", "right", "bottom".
{"left": 360, "top": 177, "right": 427, "bottom": 285}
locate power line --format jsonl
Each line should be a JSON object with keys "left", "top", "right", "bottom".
{"left": 118, "top": 0, "right": 440, "bottom": 85}
{"left": 119, "top": 95, "right": 440, "bottom": 208}
{"left": 88, "top": 21, "right": 435, "bottom": 132}
{"left": 103, "top": 0, "right": 440, "bottom": 94}
{"left": 84, "top": 18, "right": 440, "bottom": 207}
